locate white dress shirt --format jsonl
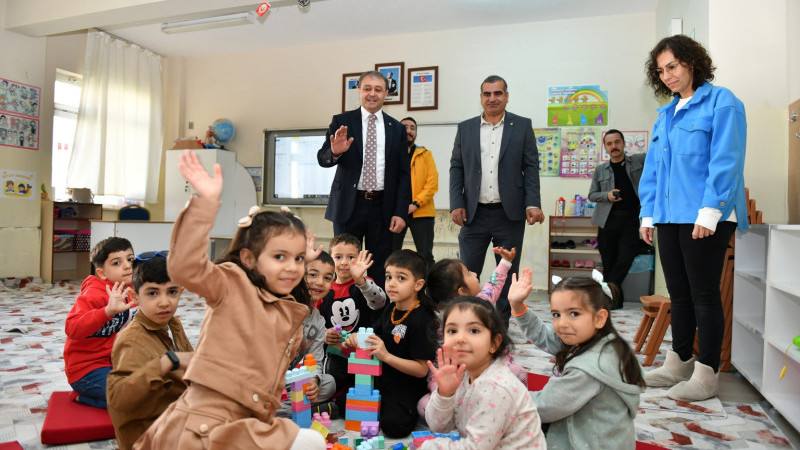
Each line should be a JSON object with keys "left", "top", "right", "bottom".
{"left": 478, "top": 113, "right": 504, "bottom": 204}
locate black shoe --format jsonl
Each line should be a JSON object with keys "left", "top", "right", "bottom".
{"left": 312, "top": 401, "right": 340, "bottom": 419}
{"left": 565, "top": 240, "right": 575, "bottom": 249}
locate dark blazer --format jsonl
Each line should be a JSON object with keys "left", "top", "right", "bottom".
{"left": 449, "top": 111, "right": 541, "bottom": 224}
{"left": 318, "top": 108, "right": 411, "bottom": 224}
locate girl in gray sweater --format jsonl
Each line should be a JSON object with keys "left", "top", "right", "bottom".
{"left": 510, "top": 270, "right": 646, "bottom": 449}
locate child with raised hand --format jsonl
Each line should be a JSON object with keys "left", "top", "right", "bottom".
{"left": 510, "top": 269, "right": 645, "bottom": 449}
{"left": 320, "top": 233, "right": 386, "bottom": 409}
{"left": 107, "top": 252, "right": 193, "bottom": 450}
{"left": 64, "top": 237, "right": 137, "bottom": 409}
{"left": 420, "top": 296, "right": 546, "bottom": 449}
{"left": 135, "top": 150, "right": 324, "bottom": 449}
{"left": 419, "top": 247, "right": 527, "bottom": 417}
{"left": 344, "top": 249, "right": 437, "bottom": 438}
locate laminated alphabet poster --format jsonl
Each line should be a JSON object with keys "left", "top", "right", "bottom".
{"left": 534, "top": 128, "right": 561, "bottom": 177}
{"left": 559, "top": 127, "right": 601, "bottom": 178}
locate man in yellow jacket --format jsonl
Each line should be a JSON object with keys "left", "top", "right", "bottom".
{"left": 392, "top": 117, "right": 438, "bottom": 271}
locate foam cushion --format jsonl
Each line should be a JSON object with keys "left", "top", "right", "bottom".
{"left": 527, "top": 372, "right": 550, "bottom": 391}
{"left": 40, "top": 391, "right": 115, "bottom": 445}
{"left": 0, "top": 442, "right": 23, "bottom": 450}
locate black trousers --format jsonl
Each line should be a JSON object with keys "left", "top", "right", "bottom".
{"left": 392, "top": 216, "right": 435, "bottom": 272}
{"left": 458, "top": 203, "right": 525, "bottom": 324}
{"left": 334, "top": 196, "right": 394, "bottom": 289}
{"left": 597, "top": 209, "right": 641, "bottom": 301}
{"left": 656, "top": 222, "right": 736, "bottom": 371}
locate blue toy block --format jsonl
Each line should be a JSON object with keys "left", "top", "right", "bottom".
{"left": 356, "top": 443, "right": 373, "bottom": 450}
{"left": 345, "top": 408, "right": 379, "bottom": 422}
{"left": 356, "top": 327, "right": 373, "bottom": 348}
{"left": 338, "top": 436, "right": 349, "bottom": 445}
{"left": 411, "top": 431, "right": 432, "bottom": 439}
{"left": 291, "top": 408, "right": 311, "bottom": 428}
{"left": 284, "top": 366, "right": 318, "bottom": 384}
{"left": 391, "top": 444, "right": 406, "bottom": 450}
{"left": 346, "top": 387, "right": 381, "bottom": 403}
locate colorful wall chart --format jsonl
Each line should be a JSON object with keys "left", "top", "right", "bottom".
{"left": 0, "top": 77, "right": 41, "bottom": 151}
{"left": 559, "top": 127, "right": 602, "bottom": 178}
{"left": 599, "top": 130, "right": 649, "bottom": 162}
{"left": 534, "top": 128, "right": 561, "bottom": 177}
{"left": 547, "top": 85, "right": 608, "bottom": 127}
{"left": 1, "top": 168, "right": 36, "bottom": 200}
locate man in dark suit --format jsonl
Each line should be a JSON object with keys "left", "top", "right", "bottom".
{"left": 450, "top": 75, "right": 544, "bottom": 321}
{"left": 318, "top": 71, "right": 411, "bottom": 287}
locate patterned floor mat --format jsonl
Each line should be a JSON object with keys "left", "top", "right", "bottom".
{"left": 0, "top": 277, "right": 792, "bottom": 449}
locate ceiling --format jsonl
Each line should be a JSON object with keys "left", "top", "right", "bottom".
{"left": 5, "top": 0, "right": 659, "bottom": 58}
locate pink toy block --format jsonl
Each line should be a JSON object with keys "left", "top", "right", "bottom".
{"left": 355, "top": 348, "right": 372, "bottom": 359}
{"left": 348, "top": 362, "right": 382, "bottom": 376}
{"left": 360, "top": 421, "right": 379, "bottom": 439}
{"left": 313, "top": 412, "right": 332, "bottom": 428}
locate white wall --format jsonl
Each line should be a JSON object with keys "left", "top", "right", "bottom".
{"left": 709, "top": 0, "right": 788, "bottom": 225}
{"left": 167, "top": 12, "right": 659, "bottom": 289}
{"left": 0, "top": 5, "right": 47, "bottom": 277}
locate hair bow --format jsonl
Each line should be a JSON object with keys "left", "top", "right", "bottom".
{"left": 280, "top": 205, "right": 302, "bottom": 221}
{"left": 237, "top": 205, "right": 261, "bottom": 228}
{"left": 591, "top": 269, "right": 613, "bottom": 299}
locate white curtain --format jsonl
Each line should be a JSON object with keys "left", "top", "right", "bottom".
{"left": 66, "top": 31, "right": 163, "bottom": 203}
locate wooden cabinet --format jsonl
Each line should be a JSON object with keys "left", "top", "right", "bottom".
{"left": 548, "top": 215, "right": 601, "bottom": 292}
{"left": 732, "top": 225, "right": 800, "bottom": 432}
{"left": 40, "top": 200, "right": 102, "bottom": 283}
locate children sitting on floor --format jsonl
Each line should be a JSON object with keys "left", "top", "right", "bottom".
{"left": 344, "top": 249, "right": 438, "bottom": 438}
{"left": 320, "top": 233, "right": 386, "bottom": 410}
{"left": 107, "top": 251, "right": 194, "bottom": 450}
{"left": 420, "top": 296, "right": 546, "bottom": 448}
{"left": 510, "top": 269, "right": 645, "bottom": 449}
{"left": 419, "top": 247, "right": 528, "bottom": 417}
{"left": 64, "top": 237, "right": 137, "bottom": 409}
{"left": 134, "top": 150, "right": 325, "bottom": 449}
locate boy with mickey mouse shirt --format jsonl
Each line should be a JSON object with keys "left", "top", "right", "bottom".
{"left": 319, "top": 233, "right": 386, "bottom": 408}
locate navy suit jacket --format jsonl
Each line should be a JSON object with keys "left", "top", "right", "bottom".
{"left": 449, "top": 111, "right": 541, "bottom": 224}
{"left": 318, "top": 108, "right": 411, "bottom": 224}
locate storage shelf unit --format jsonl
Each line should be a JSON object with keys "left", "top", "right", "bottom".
{"left": 732, "top": 225, "right": 800, "bottom": 433}
{"left": 40, "top": 201, "right": 103, "bottom": 283}
{"left": 548, "top": 215, "right": 600, "bottom": 292}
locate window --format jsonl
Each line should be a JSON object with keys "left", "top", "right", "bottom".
{"left": 52, "top": 69, "right": 139, "bottom": 207}
{"left": 52, "top": 69, "right": 81, "bottom": 201}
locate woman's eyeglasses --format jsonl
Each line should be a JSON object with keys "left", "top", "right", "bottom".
{"left": 136, "top": 250, "right": 169, "bottom": 261}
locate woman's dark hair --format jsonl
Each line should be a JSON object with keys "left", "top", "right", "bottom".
{"left": 551, "top": 277, "right": 645, "bottom": 388}
{"left": 645, "top": 34, "right": 715, "bottom": 99}
{"left": 216, "top": 209, "right": 311, "bottom": 309}
{"left": 426, "top": 258, "right": 468, "bottom": 304}
{"left": 440, "top": 296, "right": 512, "bottom": 359}
{"left": 385, "top": 249, "right": 439, "bottom": 328}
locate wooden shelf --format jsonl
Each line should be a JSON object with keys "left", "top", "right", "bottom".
{"left": 40, "top": 201, "right": 102, "bottom": 283}
{"left": 549, "top": 214, "right": 599, "bottom": 292}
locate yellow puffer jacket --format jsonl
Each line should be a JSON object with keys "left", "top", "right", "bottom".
{"left": 410, "top": 145, "right": 438, "bottom": 218}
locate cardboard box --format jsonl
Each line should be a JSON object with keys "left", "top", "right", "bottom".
{"left": 170, "top": 139, "right": 205, "bottom": 150}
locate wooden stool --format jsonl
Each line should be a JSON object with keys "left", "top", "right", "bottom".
{"left": 636, "top": 295, "right": 671, "bottom": 366}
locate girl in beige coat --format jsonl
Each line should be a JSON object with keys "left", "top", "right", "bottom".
{"left": 135, "top": 150, "right": 324, "bottom": 449}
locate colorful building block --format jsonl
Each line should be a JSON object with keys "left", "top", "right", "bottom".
{"left": 361, "top": 421, "right": 379, "bottom": 439}
{"left": 356, "top": 327, "right": 374, "bottom": 348}
{"left": 312, "top": 412, "right": 332, "bottom": 428}
{"left": 310, "top": 419, "right": 329, "bottom": 438}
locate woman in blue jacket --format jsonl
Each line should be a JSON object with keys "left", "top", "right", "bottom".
{"left": 638, "top": 34, "right": 747, "bottom": 402}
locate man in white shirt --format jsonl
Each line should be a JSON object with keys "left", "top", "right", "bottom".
{"left": 450, "top": 75, "right": 543, "bottom": 321}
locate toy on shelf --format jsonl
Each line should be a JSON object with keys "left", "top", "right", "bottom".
{"left": 345, "top": 327, "right": 382, "bottom": 432}
{"left": 284, "top": 353, "right": 319, "bottom": 428}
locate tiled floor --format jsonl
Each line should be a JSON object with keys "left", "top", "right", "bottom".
{"left": 0, "top": 277, "right": 797, "bottom": 449}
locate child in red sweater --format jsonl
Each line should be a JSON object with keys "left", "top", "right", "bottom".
{"left": 63, "top": 237, "right": 137, "bottom": 408}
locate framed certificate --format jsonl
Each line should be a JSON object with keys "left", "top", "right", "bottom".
{"left": 407, "top": 66, "right": 438, "bottom": 111}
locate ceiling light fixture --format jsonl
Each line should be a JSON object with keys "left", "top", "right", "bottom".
{"left": 161, "top": 11, "right": 257, "bottom": 34}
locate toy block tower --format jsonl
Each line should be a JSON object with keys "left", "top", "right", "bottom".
{"left": 284, "top": 353, "right": 319, "bottom": 428}
{"left": 345, "top": 327, "right": 382, "bottom": 432}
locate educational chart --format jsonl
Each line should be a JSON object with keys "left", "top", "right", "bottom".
{"left": 534, "top": 128, "right": 561, "bottom": 177}
{"left": 0, "top": 77, "right": 40, "bottom": 151}
{"left": 559, "top": 127, "right": 601, "bottom": 178}
{"left": 599, "top": 130, "right": 649, "bottom": 162}
{"left": 1, "top": 168, "right": 36, "bottom": 200}
{"left": 547, "top": 85, "right": 608, "bottom": 127}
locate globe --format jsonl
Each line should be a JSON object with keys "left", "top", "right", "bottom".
{"left": 211, "top": 118, "right": 235, "bottom": 143}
